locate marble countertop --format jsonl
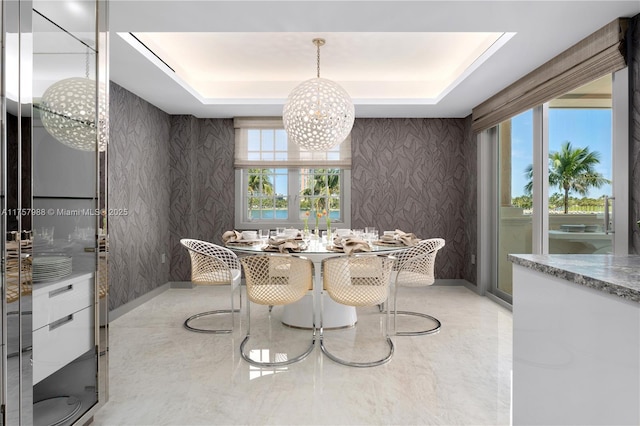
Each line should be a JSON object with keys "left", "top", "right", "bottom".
{"left": 508, "top": 254, "right": 640, "bottom": 303}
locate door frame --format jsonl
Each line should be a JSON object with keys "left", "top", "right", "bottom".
{"left": 612, "top": 68, "right": 629, "bottom": 253}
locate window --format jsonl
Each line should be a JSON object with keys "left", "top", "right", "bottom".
{"left": 234, "top": 119, "right": 351, "bottom": 229}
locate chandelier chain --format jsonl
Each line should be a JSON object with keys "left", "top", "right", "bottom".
{"left": 85, "top": 47, "right": 90, "bottom": 79}
{"left": 316, "top": 42, "right": 321, "bottom": 78}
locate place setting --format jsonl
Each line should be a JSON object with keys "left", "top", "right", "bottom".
{"left": 223, "top": 228, "right": 309, "bottom": 253}
{"left": 262, "top": 237, "right": 307, "bottom": 253}
{"left": 373, "top": 229, "right": 420, "bottom": 247}
{"left": 262, "top": 228, "right": 307, "bottom": 253}
{"left": 326, "top": 235, "right": 372, "bottom": 255}
{"left": 222, "top": 230, "right": 264, "bottom": 246}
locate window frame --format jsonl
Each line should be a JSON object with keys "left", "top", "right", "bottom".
{"left": 234, "top": 169, "right": 351, "bottom": 230}
{"left": 233, "top": 120, "right": 351, "bottom": 230}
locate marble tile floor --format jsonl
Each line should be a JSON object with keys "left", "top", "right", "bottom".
{"left": 93, "top": 285, "right": 512, "bottom": 426}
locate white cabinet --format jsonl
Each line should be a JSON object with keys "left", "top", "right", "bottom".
{"left": 512, "top": 262, "right": 640, "bottom": 425}
{"left": 33, "top": 273, "right": 93, "bottom": 331}
{"left": 32, "top": 273, "right": 94, "bottom": 384}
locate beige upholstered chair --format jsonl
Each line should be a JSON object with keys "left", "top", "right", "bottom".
{"left": 321, "top": 254, "right": 395, "bottom": 367}
{"left": 240, "top": 254, "right": 315, "bottom": 367}
{"left": 391, "top": 238, "right": 445, "bottom": 336}
{"left": 180, "top": 239, "right": 242, "bottom": 334}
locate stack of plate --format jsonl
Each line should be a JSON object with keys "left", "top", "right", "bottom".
{"left": 32, "top": 256, "right": 72, "bottom": 282}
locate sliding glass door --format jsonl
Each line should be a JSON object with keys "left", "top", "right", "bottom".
{"left": 496, "top": 110, "right": 533, "bottom": 301}
{"left": 488, "top": 71, "right": 628, "bottom": 301}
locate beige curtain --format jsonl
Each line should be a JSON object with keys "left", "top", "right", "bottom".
{"left": 472, "top": 18, "right": 628, "bottom": 133}
{"left": 233, "top": 117, "right": 351, "bottom": 168}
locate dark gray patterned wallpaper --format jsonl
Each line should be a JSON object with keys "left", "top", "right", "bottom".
{"left": 168, "top": 117, "right": 236, "bottom": 282}
{"left": 168, "top": 116, "right": 195, "bottom": 282}
{"left": 108, "top": 83, "right": 171, "bottom": 310}
{"left": 461, "top": 116, "right": 477, "bottom": 285}
{"left": 630, "top": 15, "right": 640, "bottom": 254}
{"left": 351, "top": 118, "right": 472, "bottom": 280}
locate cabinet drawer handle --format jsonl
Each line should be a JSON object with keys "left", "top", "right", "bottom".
{"left": 49, "top": 314, "right": 74, "bottom": 330}
{"left": 49, "top": 285, "right": 73, "bottom": 298}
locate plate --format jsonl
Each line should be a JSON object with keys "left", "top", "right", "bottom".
{"left": 262, "top": 242, "right": 307, "bottom": 253}
{"left": 32, "top": 256, "right": 73, "bottom": 282}
{"left": 373, "top": 240, "right": 404, "bottom": 246}
{"left": 226, "top": 239, "right": 263, "bottom": 246}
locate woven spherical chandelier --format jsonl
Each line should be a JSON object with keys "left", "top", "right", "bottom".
{"left": 39, "top": 76, "right": 107, "bottom": 152}
{"left": 283, "top": 38, "right": 354, "bottom": 151}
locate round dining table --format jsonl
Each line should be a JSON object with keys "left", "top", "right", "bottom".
{"left": 228, "top": 238, "right": 406, "bottom": 329}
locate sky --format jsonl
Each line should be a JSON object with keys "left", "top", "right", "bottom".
{"left": 510, "top": 108, "right": 612, "bottom": 199}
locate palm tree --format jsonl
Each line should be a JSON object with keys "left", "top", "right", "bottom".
{"left": 247, "top": 169, "right": 274, "bottom": 218}
{"left": 300, "top": 169, "right": 340, "bottom": 213}
{"left": 524, "top": 141, "right": 610, "bottom": 214}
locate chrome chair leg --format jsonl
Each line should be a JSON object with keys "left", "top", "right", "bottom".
{"left": 240, "top": 292, "right": 316, "bottom": 367}
{"left": 184, "top": 284, "right": 241, "bottom": 334}
{"left": 393, "top": 284, "right": 441, "bottom": 336}
{"left": 320, "top": 293, "right": 393, "bottom": 368}
{"left": 184, "top": 309, "right": 240, "bottom": 334}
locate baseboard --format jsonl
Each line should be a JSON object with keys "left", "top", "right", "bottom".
{"left": 463, "top": 280, "right": 482, "bottom": 294}
{"left": 109, "top": 282, "right": 171, "bottom": 322}
{"left": 434, "top": 278, "right": 468, "bottom": 286}
{"left": 170, "top": 281, "right": 195, "bottom": 289}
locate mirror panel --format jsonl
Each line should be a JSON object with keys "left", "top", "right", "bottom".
{"left": 4, "top": 0, "right": 34, "bottom": 423}
{"left": 32, "top": 1, "right": 100, "bottom": 424}
{"left": 2, "top": 1, "right": 106, "bottom": 423}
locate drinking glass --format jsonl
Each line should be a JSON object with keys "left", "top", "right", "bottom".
{"left": 353, "top": 229, "right": 364, "bottom": 238}
{"left": 259, "top": 229, "right": 270, "bottom": 244}
{"left": 40, "top": 226, "right": 55, "bottom": 244}
{"left": 276, "top": 227, "right": 285, "bottom": 237}
{"left": 302, "top": 229, "right": 311, "bottom": 246}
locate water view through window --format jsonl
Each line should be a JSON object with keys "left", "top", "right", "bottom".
{"left": 246, "top": 167, "right": 342, "bottom": 224}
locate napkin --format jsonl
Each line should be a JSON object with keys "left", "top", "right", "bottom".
{"left": 331, "top": 237, "right": 371, "bottom": 255}
{"left": 379, "top": 229, "right": 419, "bottom": 246}
{"left": 222, "top": 230, "right": 242, "bottom": 244}
{"left": 264, "top": 237, "right": 303, "bottom": 253}
{"left": 380, "top": 234, "right": 402, "bottom": 244}
{"left": 395, "top": 229, "right": 420, "bottom": 246}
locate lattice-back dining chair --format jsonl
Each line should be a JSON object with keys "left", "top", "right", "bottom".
{"left": 240, "top": 254, "right": 315, "bottom": 367}
{"left": 180, "top": 239, "right": 242, "bottom": 334}
{"left": 5, "top": 256, "right": 32, "bottom": 305}
{"left": 391, "top": 238, "right": 445, "bottom": 336}
{"left": 321, "top": 254, "right": 395, "bottom": 367}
